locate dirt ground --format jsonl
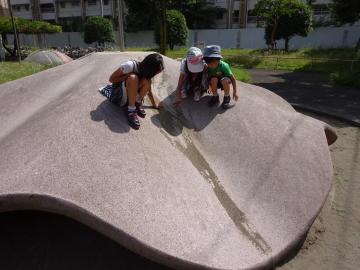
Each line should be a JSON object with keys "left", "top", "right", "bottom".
{"left": 276, "top": 111, "right": 360, "bottom": 270}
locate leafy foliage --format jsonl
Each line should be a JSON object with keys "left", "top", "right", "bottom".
{"left": 331, "top": 0, "right": 360, "bottom": 26}
{"left": 124, "top": 13, "right": 154, "bottom": 33}
{"left": 168, "top": 0, "right": 226, "bottom": 29}
{"left": 57, "top": 17, "right": 85, "bottom": 32}
{"left": 252, "top": 0, "right": 313, "bottom": 51}
{"left": 123, "top": 0, "right": 193, "bottom": 55}
{"left": 83, "top": 16, "right": 115, "bottom": 46}
{"left": 154, "top": 10, "right": 188, "bottom": 50}
{"left": 0, "top": 17, "right": 62, "bottom": 34}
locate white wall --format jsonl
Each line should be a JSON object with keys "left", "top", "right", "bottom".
{"left": 6, "top": 26, "right": 360, "bottom": 50}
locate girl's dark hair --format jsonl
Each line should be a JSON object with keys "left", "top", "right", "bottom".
{"left": 138, "top": 53, "right": 164, "bottom": 78}
{"left": 203, "top": 57, "right": 220, "bottom": 64}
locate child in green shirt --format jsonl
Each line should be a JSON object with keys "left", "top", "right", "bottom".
{"left": 203, "top": 45, "right": 239, "bottom": 109}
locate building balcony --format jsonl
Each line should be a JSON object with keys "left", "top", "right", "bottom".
{"left": 41, "top": 8, "right": 55, "bottom": 20}
{"left": 10, "top": 0, "right": 30, "bottom": 5}
{"left": 39, "top": 0, "right": 55, "bottom": 4}
{"left": 58, "top": 10, "right": 82, "bottom": 17}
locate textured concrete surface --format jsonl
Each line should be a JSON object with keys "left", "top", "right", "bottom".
{"left": 0, "top": 52, "right": 337, "bottom": 270}
{"left": 24, "top": 50, "right": 73, "bottom": 65}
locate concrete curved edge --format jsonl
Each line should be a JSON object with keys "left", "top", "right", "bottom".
{"left": 0, "top": 193, "right": 208, "bottom": 270}
{"left": 0, "top": 192, "right": 303, "bottom": 270}
{"left": 0, "top": 52, "right": 336, "bottom": 270}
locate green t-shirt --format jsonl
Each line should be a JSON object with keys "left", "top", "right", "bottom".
{"left": 207, "top": 61, "right": 232, "bottom": 77}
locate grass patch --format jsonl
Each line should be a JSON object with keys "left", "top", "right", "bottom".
{"left": 329, "top": 71, "right": 360, "bottom": 90}
{"left": 0, "top": 62, "right": 56, "bottom": 85}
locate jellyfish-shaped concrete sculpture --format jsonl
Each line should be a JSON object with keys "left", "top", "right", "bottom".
{"left": 0, "top": 52, "right": 337, "bottom": 270}
{"left": 23, "top": 50, "right": 72, "bottom": 65}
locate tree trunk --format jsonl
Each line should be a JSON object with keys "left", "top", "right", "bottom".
{"left": 285, "top": 37, "right": 289, "bottom": 51}
{"left": 270, "top": 19, "right": 279, "bottom": 50}
{"left": 355, "top": 36, "right": 360, "bottom": 60}
{"left": 0, "top": 34, "right": 5, "bottom": 61}
{"left": 159, "top": 0, "right": 167, "bottom": 55}
{"left": 37, "top": 33, "right": 44, "bottom": 50}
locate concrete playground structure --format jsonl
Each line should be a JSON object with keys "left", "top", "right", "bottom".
{"left": 0, "top": 52, "right": 337, "bottom": 270}
{"left": 23, "top": 50, "right": 73, "bottom": 65}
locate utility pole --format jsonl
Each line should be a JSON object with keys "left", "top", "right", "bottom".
{"left": 116, "top": 0, "right": 125, "bottom": 51}
{"left": 7, "top": 0, "right": 21, "bottom": 62}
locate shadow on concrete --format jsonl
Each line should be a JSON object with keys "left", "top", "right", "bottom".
{"left": 153, "top": 92, "right": 228, "bottom": 137}
{"left": 90, "top": 100, "right": 131, "bottom": 133}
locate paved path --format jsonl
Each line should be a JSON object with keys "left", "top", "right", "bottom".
{"left": 248, "top": 69, "right": 360, "bottom": 127}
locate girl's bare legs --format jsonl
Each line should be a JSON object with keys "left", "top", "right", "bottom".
{"left": 137, "top": 78, "right": 151, "bottom": 102}
{"left": 126, "top": 74, "right": 140, "bottom": 108}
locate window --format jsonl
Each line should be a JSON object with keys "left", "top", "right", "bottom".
{"left": 88, "top": 0, "right": 96, "bottom": 6}
{"left": 71, "top": 1, "right": 80, "bottom": 7}
{"left": 25, "top": 5, "right": 29, "bottom": 11}
{"left": 60, "top": 2, "right": 65, "bottom": 8}
{"left": 104, "top": 0, "right": 109, "bottom": 5}
{"left": 312, "top": 5, "right": 330, "bottom": 16}
{"left": 233, "top": 10, "right": 239, "bottom": 22}
{"left": 13, "top": 6, "right": 21, "bottom": 12}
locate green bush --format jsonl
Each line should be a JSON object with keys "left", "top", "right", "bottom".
{"left": 83, "top": 16, "right": 115, "bottom": 46}
{"left": 328, "top": 71, "right": 360, "bottom": 89}
{"left": 154, "top": 10, "right": 188, "bottom": 50}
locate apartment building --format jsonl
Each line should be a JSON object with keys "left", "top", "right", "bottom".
{"left": 1, "top": 0, "right": 354, "bottom": 29}
{"left": 4, "top": 0, "right": 116, "bottom": 24}
{"left": 215, "top": 0, "right": 333, "bottom": 29}
{"left": 0, "top": 0, "right": 10, "bottom": 17}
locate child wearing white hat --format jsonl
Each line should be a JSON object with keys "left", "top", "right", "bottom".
{"left": 173, "top": 47, "right": 209, "bottom": 105}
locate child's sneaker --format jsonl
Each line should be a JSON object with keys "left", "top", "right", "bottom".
{"left": 181, "top": 90, "right": 187, "bottom": 99}
{"left": 222, "top": 96, "right": 231, "bottom": 109}
{"left": 125, "top": 110, "right": 140, "bottom": 129}
{"left": 194, "top": 90, "right": 202, "bottom": 101}
{"left": 208, "top": 95, "right": 219, "bottom": 107}
{"left": 135, "top": 103, "right": 146, "bottom": 118}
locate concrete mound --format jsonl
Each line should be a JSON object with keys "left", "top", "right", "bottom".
{"left": 23, "top": 50, "right": 73, "bottom": 65}
{"left": 0, "top": 52, "right": 337, "bottom": 270}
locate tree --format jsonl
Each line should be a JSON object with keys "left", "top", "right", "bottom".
{"left": 57, "top": 17, "right": 85, "bottom": 32}
{"left": 0, "top": 17, "right": 62, "bottom": 57}
{"left": 83, "top": 16, "right": 115, "bottom": 46}
{"left": 331, "top": 0, "right": 360, "bottom": 26}
{"left": 264, "top": 1, "right": 313, "bottom": 51}
{"left": 168, "top": 0, "right": 226, "bottom": 30}
{"left": 123, "top": 0, "right": 194, "bottom": 55}
{"left": 331, "top": 0, "right": 360, "bottom": 57}
{"left": 253, "top": 0, "right": 313, "bottom": 51}
{"left": 124, "top": 13, "right": 154, "bottom": 33}
{"left": 154, "top": 10, "right": 188, "bottom": 50}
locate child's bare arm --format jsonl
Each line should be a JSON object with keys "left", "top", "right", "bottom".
{"left": 173, "top": 72, "right": 185, "bottom": 105}
{"left": 147, "top": 88, "right": 163, "bottom": 109}
{"left": 109, "top": 68, "right": 131, "bottom": 83}
{"left": 230, "top": 74, "right": 239, "bottom": 101}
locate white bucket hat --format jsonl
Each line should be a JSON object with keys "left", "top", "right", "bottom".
{"left": 186, "top": 47, "right": 204, "bottom": 73}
